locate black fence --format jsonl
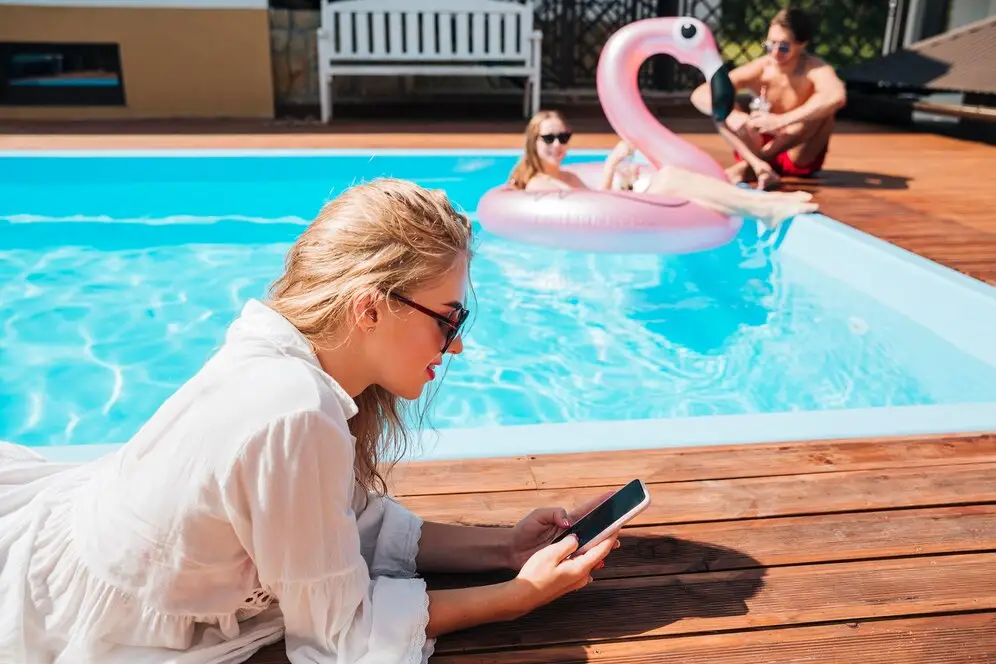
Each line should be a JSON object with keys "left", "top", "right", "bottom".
{"left": 269, "top": 0, "right": 890, "bottom": 107}
{"left": 533, "top": 0, "right": 889, "bottom": 91}
{"left": 713, "top": 1, "right": 889, "bottom": 69}
{"left": 535, "top": 0, "right": 680, "bottom": 90}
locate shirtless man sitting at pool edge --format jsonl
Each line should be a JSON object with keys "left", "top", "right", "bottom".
{"left": 691, "top": 7, "right": 847, "bottom": 189}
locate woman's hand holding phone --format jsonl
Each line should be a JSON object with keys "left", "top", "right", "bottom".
{"left": 507, "top": 491, "right": 614, "bottom": 570}
{"left": 505, "top": 532, "right": 619, "bottom": 618}
{"left": 424, "top": 487, "right": 637, "bottom": 638}
{"left": 425, "top": 484, "right": 646, "bottom": 638}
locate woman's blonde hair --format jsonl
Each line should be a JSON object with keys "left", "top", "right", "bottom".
{"left": 508, "top": 110, "right": 568, "bottom": 190}
{"left": 268, "top": 177, "right": 473, "bottom": 495}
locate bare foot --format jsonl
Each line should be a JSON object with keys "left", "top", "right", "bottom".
{"left": 760, "top": 201, "right": 818, "bottom": 229}
{"left": 760, "top": 190, "right": 814, "bottom": 204}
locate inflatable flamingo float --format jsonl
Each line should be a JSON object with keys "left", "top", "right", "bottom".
{"left": 476, "top": 17, "right": 741, "bottom": 255}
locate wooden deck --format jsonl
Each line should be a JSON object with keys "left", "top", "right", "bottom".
{"left": 252, "top": 432, "right": 996, "bottom": 663}
{"left": 3, "top": 117, "right": 995, "bottom": 661}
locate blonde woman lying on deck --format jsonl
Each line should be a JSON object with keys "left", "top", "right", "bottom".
{"left": 0, "top": 179, "right": 617, "bottom": 664}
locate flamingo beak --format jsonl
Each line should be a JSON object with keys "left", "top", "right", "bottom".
{"left": 695, "top": 47, "right": 734, "bottom": 124}
{"left": 709, "top": 67, "right": 735, "bottom": 123}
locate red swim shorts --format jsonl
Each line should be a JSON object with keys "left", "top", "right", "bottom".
{"left": 734, "top": 133, "right": 827, "bottom": 177}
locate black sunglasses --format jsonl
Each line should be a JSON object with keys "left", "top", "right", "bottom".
{"left": 764, "top": 40, "right": 791, "bottom": 54}
{"left": 539, "top": 132, "right": 572, "bottom": 145}
{"left": 389, "top": 292, "right": 469, "bottom": 354}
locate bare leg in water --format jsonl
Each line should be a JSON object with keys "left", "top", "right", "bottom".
{"left": 644, "top": 165, "right": 818, "bottom": 229}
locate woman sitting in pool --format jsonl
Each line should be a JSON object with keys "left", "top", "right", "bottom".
{"left": 0, "top": 179, "right": 616, "bottom": 663}
{"left": 509, "top": 110, "right": 818, "bottom": 228}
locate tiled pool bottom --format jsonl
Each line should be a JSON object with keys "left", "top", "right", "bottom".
{"left": 32, "top": 212, "right": 996, "bottom": 464}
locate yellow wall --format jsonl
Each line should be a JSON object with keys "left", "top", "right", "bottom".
{"left": 0, "top": 4, "right": 275, "bottom": 120}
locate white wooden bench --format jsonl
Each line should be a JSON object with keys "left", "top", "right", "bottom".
{"left": 316, "top": 0, "right": 542, "bottom": 121}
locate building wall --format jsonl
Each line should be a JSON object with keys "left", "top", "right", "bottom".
{"left": 947, "top": 0, "right": 996, "bottom": 30}
{"left": 900, "top": 0, "right": 995, "bottom": 49}
{"left": 0, "top": 2, "right": 274, "bottom": 120}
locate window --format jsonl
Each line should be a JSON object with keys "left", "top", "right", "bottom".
{"left": 0, "top": 42, "right": 125, "bottom": 106}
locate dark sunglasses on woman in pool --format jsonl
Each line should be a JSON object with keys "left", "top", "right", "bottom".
{"left": 763, "top": 40, "right": 791, "bottom": 54}
{"left": 539, "top": 132, "right": 572, "bottom": 145}
{"left": 389, "top": 292, "right": 469, "bottom": 353}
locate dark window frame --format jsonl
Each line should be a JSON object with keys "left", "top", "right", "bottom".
{"left": 0, "top": 41, "right": 126, "bottom": 107}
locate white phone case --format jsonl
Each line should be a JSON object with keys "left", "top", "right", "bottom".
{"left": 575, "top": 479, "right": 651, "bottom": 555}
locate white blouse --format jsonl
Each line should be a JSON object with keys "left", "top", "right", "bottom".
{"left": 0, "top": 299, "right": 434, "bottom": 664}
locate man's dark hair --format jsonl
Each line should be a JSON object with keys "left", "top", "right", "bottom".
{"left": 770, "top": 7, "right": 815, "bottom": 43}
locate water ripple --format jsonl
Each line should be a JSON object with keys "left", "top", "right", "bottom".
{"left": 3, "top": 219, "right": 996, "bottom": 447}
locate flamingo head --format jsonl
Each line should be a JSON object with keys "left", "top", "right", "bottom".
{"left": 598, "top": 17, "right": 735, "bottom": 123}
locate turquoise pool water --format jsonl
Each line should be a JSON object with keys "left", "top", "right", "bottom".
{"left": 3, "top": 151, "right": 996, "bottom": 449}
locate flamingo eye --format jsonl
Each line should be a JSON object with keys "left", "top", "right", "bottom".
{"left": 673, "top": 20, "right": 705, "bottom": 46}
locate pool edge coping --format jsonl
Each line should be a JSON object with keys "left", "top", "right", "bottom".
{"left": 30, "top": 402, "right": 996, "bottom": 463}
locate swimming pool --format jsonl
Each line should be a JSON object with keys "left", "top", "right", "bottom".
{"left": 2, "top": 149, "right": 996, "bottom": 462}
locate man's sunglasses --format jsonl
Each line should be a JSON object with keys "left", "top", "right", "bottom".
{"left": 764, "top": 40, "right": 791, "bottom": 54}
{"left": 539, "top": 132, "right": 572, "bottom": 145}
{"left": 389, "top": 292, "right": 469, "bottom": 354}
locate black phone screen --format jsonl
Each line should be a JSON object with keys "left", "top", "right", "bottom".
{"left": 552, "top": 479, "right": 646, "bottom": 549}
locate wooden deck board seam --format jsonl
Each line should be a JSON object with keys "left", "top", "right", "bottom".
{"left": 586, "top": 545, "right": 996, "bottom": 582}
{"left": 433, "top": 608, "right": 996, "bottom": 658}
{"left": 611, "top": 498, "right": 996, "bottom": 529}
{"left": 393, "top": 456, "right": 996, "bottom": 497}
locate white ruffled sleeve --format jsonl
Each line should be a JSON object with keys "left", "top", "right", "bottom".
{"left": 220, "top": 409, "right": 432, "bottom": 664}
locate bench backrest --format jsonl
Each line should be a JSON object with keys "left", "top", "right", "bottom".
{"left": 319, "top": 0, "right": 536, "bottom": 62}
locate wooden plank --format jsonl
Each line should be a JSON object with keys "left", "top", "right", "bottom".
{"left": 339, "top": 11, "right": 355, "bottom": 56}
{"left": 438, "top": 12, "right": 455, "bottom": 58}
{"left": 389, "top": 433, "right": 996, "bottom": 496}
{"left": 435, "top": 552, "right": 996, "bottom": 654}
{"left": 400, "top": 462, "right": 996, "bottom": 526}
{"left": 387, "top": 12, "right": 404, "bottom": 56}
{"left": 452, "top": 12, "right": 468, "bottom": 57}
{"left": 403, "top": 10, "right": 420, "bottom": 56}
{"left": 502, "top": 13, "right": 516, "bottom": 56}
{"left": 486, "top": 12, "right": 502, "bottom": 56}
{"left": 421, "top": 9, "right": 436, "bottom": 55}
{"left": 369, "top": 11, "right": 387, "bottom": 57}
{"left": 428, "top": 613, "right": 996, "bottom": 663}
{"left": 471, "top": 12, "right": 486, "bottom": 56}
{"left": 599, "top": 504, "right": 996, "bottom": 579}
{"left": 355, "top": 11, "right": 371, "bottom": 55}
{"left": 521, "top": 433, "right": 996, "bottom": 494}
{"left": 423, "top": 504, "right": 996, "bottom": 591}
{"left": 387, "top": 455, "right": 536, "bottom": 495}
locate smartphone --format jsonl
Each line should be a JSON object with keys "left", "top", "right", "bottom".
{"left": 552, "top": 479, "right": 651, "bottom": 555}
